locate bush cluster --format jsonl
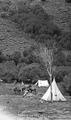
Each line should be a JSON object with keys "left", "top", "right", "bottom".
{"left": 0, "top": 49, "right": 49, "bottom": 83}
{"left": 53, "top": 50, "right": 66, "bottom": 66}
{"left": 58, "top": 32, "right": 71, "bottom": 50}
{"left": 65, "top": 55, "right": 71, "bottom": 66}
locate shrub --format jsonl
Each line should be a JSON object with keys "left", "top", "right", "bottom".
{"left": 23, "top": 46, "right": 41, "bottom": 64}
{"left": 65, "top": 55, "right": 71, "bottom": 66}
{"left": 66, "top": 55, "right": 71, "bottom": 62}
{"left": 16, "top": 0, "right": 31, "bottom": 13}
{"left": 55, "top": 71, "right": 68, "bottom": 82}
{"left": 9, "top": 51, "right": 21, "bottom": 65}
{"left": 59, "top": 32, "right": 71, "bottom": 50}
{"left": 0, "top": 61, "right": 18, "bottom": 83}
{"left": 23, "top": 54, "right": 40, "bottom": 64}
{"left": 0, "top": 52, "right": 8, "bottom": 63}
{"left": 23, "top": 47, "right": 34, "bottom": 57}
{"left": 63, "top": 73, "right": 71, "bottom": 91}
{"left": 62, "top": 73, "right": 71, "bottom": 95}
{"left": 1, "top": 1, "right": 10, "bottom": 12}
{"left": 17, "top": 62, "right": 26, "bottom": 72}
{"left": 18, "top": 63, "right": 49, "bottom": 83}
{"left": 68, "top": 86, "right": 71, "bottom": 96}
{"left": 53, "top": 50, "right": 66, "bottom": 66}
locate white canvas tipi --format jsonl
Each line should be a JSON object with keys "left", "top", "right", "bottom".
{"left": 35, "top": 80, "right": 49, "bottom": 87}
{"left": 41, "top": 78, "right": 66, "bottom": 101}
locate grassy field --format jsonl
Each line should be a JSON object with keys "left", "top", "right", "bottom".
{"left": 0, "top": 82, "right": 71, "bottom": 120}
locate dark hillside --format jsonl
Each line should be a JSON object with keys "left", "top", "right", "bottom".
{"left": 0, "top": 0, "right": 71, "bottom": 52}
{"left": 42, "top": 0, "right": 71, "bottom": 32}
{"left": 0, "top": 15, "right": 36, "bottom": 55}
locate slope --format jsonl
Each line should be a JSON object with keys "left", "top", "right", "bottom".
{"left": 0, "top": 15, "right": 35, "bottom": 55}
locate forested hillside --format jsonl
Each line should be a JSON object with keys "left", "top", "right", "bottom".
{"left": 0, "top": 0, "right": 71, "bottom": 95}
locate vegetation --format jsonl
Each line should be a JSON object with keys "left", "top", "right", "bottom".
{"left": 0, "top": 61, "right": 18, "bottom": 83}
{"left": 65, "top": 55, "right": 71, "bottom": 66}
{"left": 7, "top": 2, "right": 61, "bottom": 48}
{"left": 53, "top": 49, "right": 66, "bottom": 66}
{"left": 58, "top": 32, "right": 71, "bottom": 50}
{"left": 1, "top": 0, "right": 71, "bottom": 50}
{"left": 0, "top": 0, "right": 71, "bottom": 95}
{"left": 8, "top": 1, "right": 71, "bottom": 50}
{"left": 9, "top": 51, "right": 21, "bottom": 65}
{"left": 18, "top": 63, "right": 49, "bottom": 84}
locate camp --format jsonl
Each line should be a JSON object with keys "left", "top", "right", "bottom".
{"left": 41, "top": 78, "right": 66, "bottom": 101}
{"left": 35, "top": 80, "right": 49, "bottom": 87}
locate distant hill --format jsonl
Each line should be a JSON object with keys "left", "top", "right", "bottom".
{"left": 0, "top": 0, "right": 71, "bottom": 54}
{"left": 0, "top": 0, "right": 37, "bottom": 55}
{"left": 42, "top": 0, "right": 71, "bottom": 32}
{"left": 21, "top": 0, "right": 71, "bottom": 31}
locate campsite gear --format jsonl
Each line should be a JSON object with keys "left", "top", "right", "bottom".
{"left": 23, "top": 90, "right": 28, "bottom": 97}
{"left": 41, "top": 78, "right": 66, "bottom": 101}
{"left": 23, "top": 85, "right": 37, "bottom": 97}
{"left": 14, "top": 87, "right": 21, "bottom": 95}
{"left": 35, "top": 80, "right": 49, "bottom": 87}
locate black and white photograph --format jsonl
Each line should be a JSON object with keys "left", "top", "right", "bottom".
{"left": 0, "top": 0, "right": 71, "bottom": 120}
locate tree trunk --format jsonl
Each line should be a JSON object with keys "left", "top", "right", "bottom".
{"left": 50, "top": 74, "right": 53, "bottom": 102}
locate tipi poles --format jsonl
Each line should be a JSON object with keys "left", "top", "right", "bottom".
{"left": 47, "top": 64, "right": 53, "bottom": 102}
{"left": 49, "top": 62, "right": 53, "bottom": 102}
{"left": 50, "top": 74, "right": 53, "bottom": 102}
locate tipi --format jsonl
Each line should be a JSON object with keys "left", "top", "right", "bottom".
{"left": 35, "top": 80, "right": 49, "bottom": 87}
{"left": 41, "top": 78, "right": 66, "bottom": 101}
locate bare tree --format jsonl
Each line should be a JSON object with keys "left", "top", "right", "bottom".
{"left": 39, "top": 45, "right": 53, "bottom": 101}
{"left": 33, "top": 43, "right": 56, "bottom": 102}
{"left": 31, "top": 42, "right": 57, "bottom": 101}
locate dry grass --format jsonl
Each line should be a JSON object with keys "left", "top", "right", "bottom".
{"left": 0, "top": 83, "right": 71, "bottom": 120}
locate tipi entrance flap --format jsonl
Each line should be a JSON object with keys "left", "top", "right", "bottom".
{"left": 41, "top": 78, "right": 66, "bottom": 101}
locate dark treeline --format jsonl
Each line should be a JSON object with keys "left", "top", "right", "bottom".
{"left": 0, "top": 48, "right": 71, "bottom": 95}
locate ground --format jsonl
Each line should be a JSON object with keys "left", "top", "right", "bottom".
{"left": 0, "top": 82, "right": 71, "bottom": 120}
{"left": 0, "top": 0, "right": 71, "bottom": 120}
